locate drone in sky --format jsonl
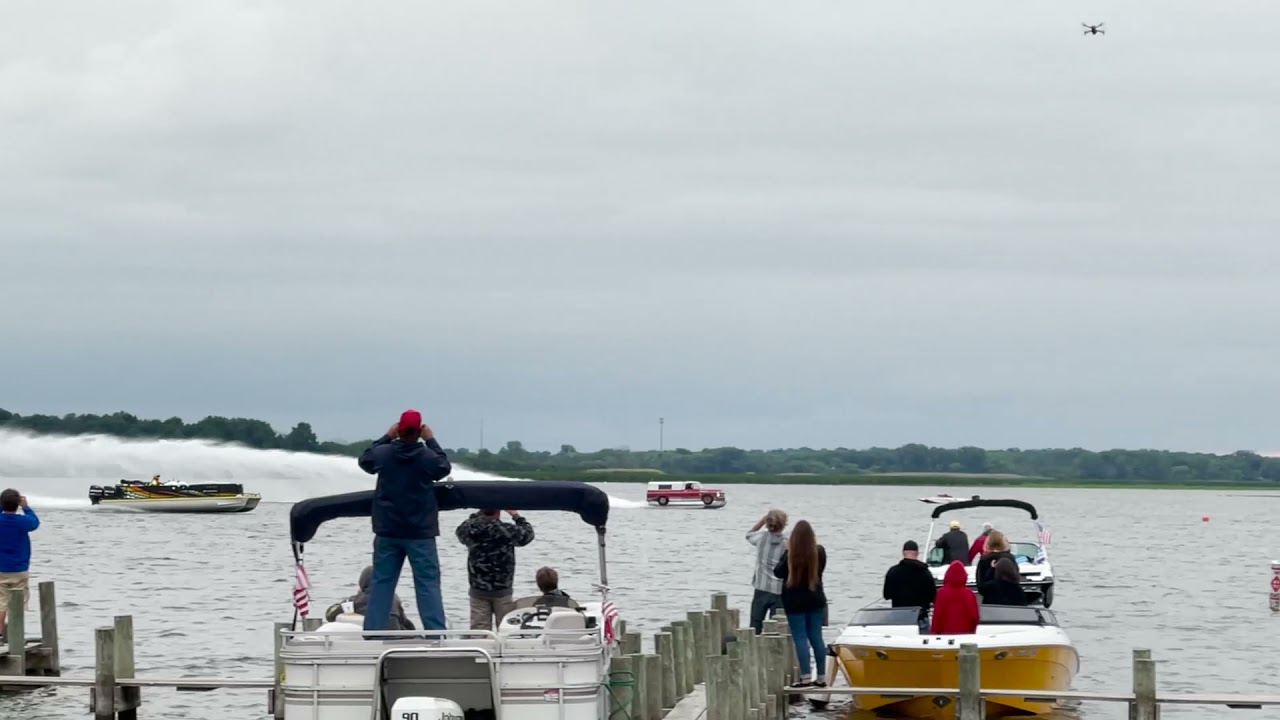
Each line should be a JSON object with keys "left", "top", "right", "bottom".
{"left": 1082, "top": 23, "right": 1105, "bottom": 35}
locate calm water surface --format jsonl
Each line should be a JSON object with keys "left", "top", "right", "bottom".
{"left": 2, "top": 482, "right": 1278, "bottom": 719}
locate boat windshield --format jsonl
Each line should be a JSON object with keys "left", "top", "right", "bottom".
{"left": 847, "top": 604, "right": 1059, "bottom": 628}
{"left": 1009, "top": 542, "right": 1039, "bottom": 563}
{"left": 847, "top": 607, "right": 927, "bottom": 627}
{"left": 978, "top": 605, "right": 1059, "bottom": 626}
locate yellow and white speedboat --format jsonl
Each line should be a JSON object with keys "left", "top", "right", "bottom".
{"left": 826, "top": 603, "right": 1079, "bottom": 718}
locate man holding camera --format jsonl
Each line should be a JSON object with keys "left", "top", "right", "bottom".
{"left": 358, "top": 410, "right": 453, "bottom": 631}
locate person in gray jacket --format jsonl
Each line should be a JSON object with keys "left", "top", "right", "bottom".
{"left": 746, "top": 509, "right": 789, "bottom": 634}
{"left": 934, "top": 520, "right": 970, "bottom": 565}
{"left": 324, "top": 565, "right": 415, "bottom": 630}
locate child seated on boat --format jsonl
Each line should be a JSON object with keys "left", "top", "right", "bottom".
{"left": 324, "top": 565, "right": 416, "bottom": 630}
{"left": 512, "top": 566, "right": 582, "bottom": 611}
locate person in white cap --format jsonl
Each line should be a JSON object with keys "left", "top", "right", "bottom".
{"left": 967, "top": 522, "right": 994, "bottom": 564}
{"left": 934, "top": 519, "right": 970, "bottom": 565}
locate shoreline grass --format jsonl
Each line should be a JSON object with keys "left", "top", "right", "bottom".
{"left": 489, "top": 469, "right": 1280, "bottom": 491}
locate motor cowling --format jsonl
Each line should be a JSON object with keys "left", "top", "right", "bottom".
{"left": 388, "top": 697, "right": 467, "bottom": 720}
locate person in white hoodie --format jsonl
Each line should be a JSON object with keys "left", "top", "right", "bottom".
{"left": 745, "top": 509, "right": 789, "bottom": 634}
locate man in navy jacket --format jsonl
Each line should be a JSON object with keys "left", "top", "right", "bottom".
{"left": 358, "top": 410, "right": 452, "bottom": 631}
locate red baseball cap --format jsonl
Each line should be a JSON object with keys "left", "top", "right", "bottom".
{"left": 398, "top": 409, "right": 422, "bottom": 431}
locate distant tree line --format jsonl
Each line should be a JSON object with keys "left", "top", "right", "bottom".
{"left": 2, "top": 407, "right": 1278, "bottom": 483}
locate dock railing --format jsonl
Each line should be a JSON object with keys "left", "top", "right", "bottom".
{"left": 4, "top": 585, "right": 1280, "bottom": 719}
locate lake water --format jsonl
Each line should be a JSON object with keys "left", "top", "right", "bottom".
{"left": 2, "top": 478, "right": 1279, "bottom": 720}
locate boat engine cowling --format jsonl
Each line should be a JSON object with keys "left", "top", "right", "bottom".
{"left": 389, "top": 696, "right": 467, "bottom": 720}
{"left": 88, "top": 486, "right": 104, "bottom": 505}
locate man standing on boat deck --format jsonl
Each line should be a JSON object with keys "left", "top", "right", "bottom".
{"left": 456, "top": 508, "right": 535, "bottom": 630}
{"left": 745, "top": 509, "right": 789, "bottom": 634}
{"left": 883, "top": 540, "right": 936, "bottom": 632}
{"left": 358, "top": 410, "right": 453, "bottom": 631}
{"left": 935, "top": 519, "right": 969, "bottom": 565}
{"left": 0, "top": 489, "right": 39, "bottom": 641}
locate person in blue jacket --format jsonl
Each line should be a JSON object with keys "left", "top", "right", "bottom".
{"left": 358, "top": 410, "right": 453, "bottom": 631}
{"left": 0, "top": 488, "right": 39, "bottom": 640}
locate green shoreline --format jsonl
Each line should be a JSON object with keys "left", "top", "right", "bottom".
{"left": 493, "top": 470, "right": 1280, "bottom": 491}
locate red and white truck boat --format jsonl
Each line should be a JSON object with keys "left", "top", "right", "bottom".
{"left": 645, "top": 479, "right": 727, "bottom": 509}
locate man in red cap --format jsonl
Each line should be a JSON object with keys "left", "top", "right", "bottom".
{"left": 358, "top": 409, "right": 453, "bottom": 631}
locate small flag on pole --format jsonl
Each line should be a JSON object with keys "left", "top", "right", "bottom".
{"left": 293, "top": 558, "right": 312, "bottom": 617}
{"left": 1037, "top": 523, "right": 1052, "bottom": 545}
{"left": 600, "top": 589, "right": 619, "bottom": 645}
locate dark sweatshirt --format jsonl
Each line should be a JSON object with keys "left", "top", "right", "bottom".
{"left": 883, "top": 557, "right": 937, "bottom": 609}
{"left": 359, "top": 434, "right": 452, "bottom": 539}
{"left": 978, "top": 579, "right": 1027, "bottom": 606}
{"left": 772, "top": 546, "right": 828, "bottom": 614}
{"left": 975, "top": 551, "right": 1017, "bottom": 586}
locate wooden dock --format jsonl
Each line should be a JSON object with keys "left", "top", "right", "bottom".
{"left": 4, "top": 584, "right": 1280, "bottom": 719}
{"left": 0, "top": 582, "right": 61, "bottom": 684}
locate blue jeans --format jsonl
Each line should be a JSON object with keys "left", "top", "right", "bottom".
{"left": 786, "top": 609, "right": 826, "bottom": 679}
{"left": 363, "top": 535, "right": 447, "bottom": 631}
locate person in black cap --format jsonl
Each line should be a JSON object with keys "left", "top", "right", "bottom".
{"left": 883, "top": 540, "right": 937, "bottom": 632}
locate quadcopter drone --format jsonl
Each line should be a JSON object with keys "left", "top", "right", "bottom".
{"left": 1082, "top": 23, "right": 1105, "bottom": 35}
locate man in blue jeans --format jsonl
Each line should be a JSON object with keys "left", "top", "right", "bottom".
{"left": 358, "top": 410, "right": 453, "bottom": 631}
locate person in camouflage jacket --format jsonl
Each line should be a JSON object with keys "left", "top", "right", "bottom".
{"left": 455, "top": 508, "right": 536, "bottom": 629}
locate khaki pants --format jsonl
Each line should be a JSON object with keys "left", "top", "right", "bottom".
{"left": 469, "top": 594, "right": 514, "bottom": 630}
{"left": 0, "top": 571, "right": 29, "bottom": 610}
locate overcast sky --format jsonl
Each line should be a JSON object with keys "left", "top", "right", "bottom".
{"left": 2, "top": 1, "right": 1278, "bottom": 454}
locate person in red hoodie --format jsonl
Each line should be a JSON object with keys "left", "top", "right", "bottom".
{"left": 930, "top": 560, "right": 980, "bottom": 635}
{"left": 967, "top": 523, "right": 993, "bottom": 564}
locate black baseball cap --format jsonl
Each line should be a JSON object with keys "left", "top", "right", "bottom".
{"left": 903, "top": 540, "right": 919, "bottom": 551}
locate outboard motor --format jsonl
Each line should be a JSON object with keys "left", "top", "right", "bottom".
{"left": 88, "top": 486, "right": 104, "bottom": 505}
{"left": 389, "top": 697, "right": 467, "bottom": 720}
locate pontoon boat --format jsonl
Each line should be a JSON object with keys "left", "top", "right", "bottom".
{"left": 88, "top": 479, "right": 261, "bottom": 513}
{"left": 278, "top": 480, "right": 618, "bottom": 720}
{"left": 923, "top": 498, "right": 1056, "bottom": 607}
{"left": 826, "top": 602, "right": 1079, "bottom": 718}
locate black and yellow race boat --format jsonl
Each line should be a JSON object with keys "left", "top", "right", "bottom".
{"left": 88, "top": 478, "right": 261, "bottom": 513}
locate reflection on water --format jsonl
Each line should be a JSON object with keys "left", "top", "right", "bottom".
{"left": 1, "top": 482, "right": 1278, "bottom": 719}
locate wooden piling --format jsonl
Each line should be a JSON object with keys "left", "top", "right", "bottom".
{"left": 711, "top": 592, "right": 729, "bottom": 612}
{"left": 655, "top": 631, "right": 676, "bottom": 709}
{"left": 5, "top": 588, "right": 25, "bottom": 676}
{"left": 643, "top": 654, "right": 662, "bottom": 720}
{"left": 671, "top": 620, "right": 691, "bottom": 695}
{"left": 608, "top": 655, "right": 635, "bottom": 720}
{"left": 93, "top": 626, "right": 115, "bottom": 719}
{"left": 728, "top": 607, "right": 741, "bottom": 629}
{"left": 726, "top": 653, "right": 745, "bottom": 720}
{"left": 114, "top": 616, "right": 139, "bottom": 720}
{"left": 957, "top": 642, "right": 981, "bottom": 720}
{"left": 622, "top": 631, "right": 642, "bottom": 657}
{"left": 708, "top": 608, "right": 729, "bottom": 655}
{"left": 685, "top": 612, "right": 706, "bottom": 683}
{"left": 1133, "top": 648, "right": 1158, "bottom": 720}
{"left": 734, "top": 628, "right": 759, "bottom": 710}
{"left": 37, "top": 581, "right": 60, "bottom": 674}
{"left": 627, "top": 652, "right": 648, "bottom": 720}
{"left": 272, "top": 622, "right": 288, "bottom": 719}
{"left": 760, "top": 618, "right": 779, "bottom": 635}
{"left": 705, "top": 653, "right": 728, "bottom": 720}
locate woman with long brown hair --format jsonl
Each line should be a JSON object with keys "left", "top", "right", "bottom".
{"left": 772, "top": 520, "right": 828, "bottom": 687}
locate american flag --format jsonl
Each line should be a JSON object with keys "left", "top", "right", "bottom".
{"left": 292, "top": 558, "right": 312, "bottom": 617}
{"left": 600, "top": 590, "right": 619, "bottom": 645}
{"left": 1036, "top": 522, "right": 1052, "bottom": 545}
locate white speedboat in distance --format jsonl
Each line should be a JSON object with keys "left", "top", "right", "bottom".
{"left": 918, "top": 493, "right": 977, "bottom": 505}
{"left": 88, "top": 479, "right": 261, "bottom": 513}
{"left": 277, "top": 479, "right": 618, "bottom": 720}
{"left": 828, "top": 602, "right": 1079, "bottom": 718}
{"left": 923, "top": 497, "right": 1056, "bottom": 607}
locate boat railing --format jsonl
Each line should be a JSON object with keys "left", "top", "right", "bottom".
{"left": 280, "top": 624, "right": 605, "bottom": 656}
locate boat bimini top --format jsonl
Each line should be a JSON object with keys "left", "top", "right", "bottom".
{"left": 287, "top": 479, "right": 612, "bottom": 629}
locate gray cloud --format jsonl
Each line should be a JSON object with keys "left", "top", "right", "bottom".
{"left": 2, "top": 0, "right": 1279, "bottom": 453}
